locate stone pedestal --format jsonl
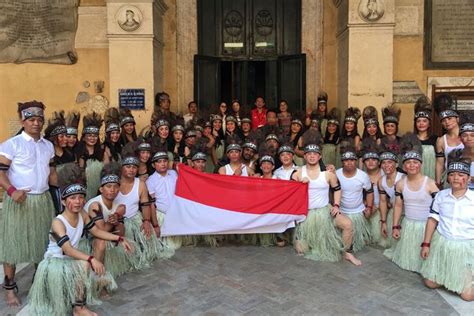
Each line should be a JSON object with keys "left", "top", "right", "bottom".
{"left": 336, "top": 0, "right": 395, "bottom": 120}
{"left": 107, "top": 0, "right": 167, "bottom": 128}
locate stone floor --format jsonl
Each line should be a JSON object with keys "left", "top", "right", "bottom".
{"left": 2, "top": 244, "right": 472, "bottom": 315}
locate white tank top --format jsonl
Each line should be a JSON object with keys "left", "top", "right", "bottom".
{"left": 370, "top": 170, "right": 384, "bottom": 208}
{"left": 84, "top": 195, "right": 121, "bottom": 222}
{"left": 302, "top": 166, "right": 329, "bottom": 209}
{"left": 443, "top": 134, "right": 464, "bottom": 168}
{"left": 381, "top": 172, "right": 403, "bottom": 206}
{"left": 225, "top": 163, "right": 248, "bottom": 176}
{"left": 470, "top": 162, "right": 474, "bottom": 190}
{"left": 115, "top": 178, "right": 140, "bottom": 219}
{"left": 45, "top": 214, "right": 84, "bottom": 259}
{"left": 402, "top": 176, "right": 432, "bottom": 221}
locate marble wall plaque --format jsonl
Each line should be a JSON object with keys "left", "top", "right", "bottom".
{"left": 0, "top": 0, "right": 79, "bottom": 64}
{"left": 425, "top": 0, "right": 474, "bottom": 68}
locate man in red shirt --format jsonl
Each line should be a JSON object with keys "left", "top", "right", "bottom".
{"left": 251, "top": 96, "right": 267, "bottom": 130}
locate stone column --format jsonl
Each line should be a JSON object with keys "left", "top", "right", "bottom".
{"left": 107, "top": 0, "right": 167, "bottom": 128}
{"left": 336, "top": 0, "right": 395, "bottom": 116}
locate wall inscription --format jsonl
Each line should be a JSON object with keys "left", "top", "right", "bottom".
{"left": 0, "top": 0, "right": 79, "bottom": 64}
{"left": 425, "top": 0, "right": 474, "bottom": 68}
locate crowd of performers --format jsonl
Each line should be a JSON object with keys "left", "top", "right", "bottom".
{"left": 0, "top": 91, "right": 473, "bottom": 315}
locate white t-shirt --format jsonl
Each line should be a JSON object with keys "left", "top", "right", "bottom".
{"left": 274, "top": 164, "right": 298, "bottom": 180}
{"left": 430, "top": 188, "right": 474, "bottom": 240}
{"left": 84, "top": 195, "right": 121, "bottom": 222}
{"left": 0, "top": 132, "right": 54, "bottom": 194}
{"left": 336, "top": 168, "right": 372, "bottom": 214}
{"left": 146, "top": 170, "right": 178, "bottom": 213}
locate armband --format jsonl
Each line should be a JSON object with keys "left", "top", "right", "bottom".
{"left": 331, "top": 184, "right": 341, "bottom": 191}
{"left": 435, "top": 151, "right": 445, "bottom": 158}
{"left": 50, "top": 232, "right": 70, "bottom": 247}
{"left": 378, "top": 189, "right": 387, "bottom": 195}
{"left": 394, "top": 191, "right": 403, "bottom": 200}
{"left": 139, "top": 201, "right": 154, "bottom": 207}
{"left": 365, "top": 187, "right": 374, "bottom": 194}
{"left": 84, "top": 219, "right": 97, "bottom": 232}
{"left": 49, "top": 160, "right": 57, "bottom": 168}
{"left": 0, "top": 163, "right": 10, "bottom": 171}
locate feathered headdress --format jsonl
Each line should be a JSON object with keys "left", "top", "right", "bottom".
{"left": 339, "top": 139, "right": 358, "bottom": 161}
{"left": 65, "top": 111, "right": 81, "bottom": 136}
{"left": 382, "top": 103, "right": 401, "bottom": 124}
{"left": 344, "top": 107, "right": 361, "bottom": 123}
{"left": 44, "top": 111, "right": 67, "bottom": 140}
{"left": 302, "top": 128, "right": 323, "bottom": 154}
{"left": 433, "top": 94, "right": 459, "bottom": 121}
{"left": 400, "top": 133, "right": 422, "bottom": 163}
{"left": 119, "top": 108, "right": 135, "bottom": 127}
{"left": 360, "top": 137, "right": 380, "bottom": 161}
{"left": 459, "top": 112, "right": 474, "bottom": 135}
{"left": 104, "top": 107, "right": 121, "bottom": 133}
{"left": 82, "top": 111, "right": 103, "bottom": 135}
{"left": 317, "top": 91, "right": 328, "bottom": 104}
{"left": 100, "top": 162, "right": 121, "bottom": 186}
{"left": 57, "top": 162, "right": 86, "bottom": 199}
{"left": 326, "top": 108, "right": 341, "bottom": 126}
{"left": 414, "top": 96, "right": 432, "bottom": 120}
{"left": 447, "top": 149, "right": 471, "bottom": 176}
{"left": 363, "top": 106, "right": 379, "bottom": 126}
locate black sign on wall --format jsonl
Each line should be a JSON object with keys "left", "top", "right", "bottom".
{"left": 119, "top": 89, "right": 145, "bottom": 110}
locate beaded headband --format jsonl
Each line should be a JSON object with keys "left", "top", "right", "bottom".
{"left": 61, "top": 184, "right": 86, "bottom": 199}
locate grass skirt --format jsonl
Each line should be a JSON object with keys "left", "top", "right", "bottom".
{"left": 372, "top": 209, "right": 395, "bottom": 249}
{"left": 157, "top": 210, "right": 183, "bottom": 250}
{"left": 126, "top": 213, "right": 174, "bottom": 268}
{"left": 421, "top": 145, "right": 436, "bottom": 180}
{"left": 104, "top": 240, "right": 137, "bottom": 277}
{"left": 384, "top": 217, "right": 425, "bottom": 273}
{"left": 344, "top": 213, "right": 371, "bottom": 252}
{"left": 0, "top": 192, "right": 54, "bottom": 264}
{"left": 322, "top": 143, "right": 338, "bottom": 168}
{"left": 295, "top": 206, "right": 344, "bottom": 262}
{"left": 28, "top": 257, "right": 114, "bottom": 316}
{"left": 243, "top": 233, "right": 277, "bottom": 247}
{"left": 420, "top": 232, "right": 474, "bottom": 294}
{"left": 85, "top": 159, "right": 104, "bottom": 201}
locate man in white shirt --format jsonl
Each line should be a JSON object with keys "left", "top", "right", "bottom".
{"left": 421, "top": 155, "right": 474, "bottom": 301}
{"left": 336, "top": 149, "right": 374, "bottom": 252}
{"left": 0, "top": 101, "right": 57, "bottom": 306}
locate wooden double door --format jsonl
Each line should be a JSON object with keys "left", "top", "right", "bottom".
{"left": 194, "top": 0, "right": 306, "bottom": 112}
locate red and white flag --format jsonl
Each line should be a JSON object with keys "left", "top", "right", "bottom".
{"left": 161, "top": 164, "right": 308, "bottom": 236}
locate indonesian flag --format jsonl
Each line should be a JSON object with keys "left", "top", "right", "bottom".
{"left": 161, "top": 164, "right": 308, "bottom": 236}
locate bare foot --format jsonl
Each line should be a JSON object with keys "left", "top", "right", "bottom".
{"left": 73, "top": 306, "right": 98, "bottom": 316}
{"left": 276, "top": 240, "right": 286, "bottom": 247}
{"left": 99, "top": 288, "right": 110, "bottom": 299}
{"left": 344, "top": 252, "right": 362, "bottom": 266}
{"left": 294, "top": 240, "right": 305, "bottom": 255}
{"left": 5, "top": 290, "right": 21, "bottom": 307}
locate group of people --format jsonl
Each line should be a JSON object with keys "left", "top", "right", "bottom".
{"left": 0, "top": 91, "right": 472, "bottom": 315}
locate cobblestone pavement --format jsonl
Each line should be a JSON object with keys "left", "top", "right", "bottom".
{"left": 3, "top": 244, "right": 466, "bottom": 315}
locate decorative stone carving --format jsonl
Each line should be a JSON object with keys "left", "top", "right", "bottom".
{"left": 82, "top": 95, "right": 109, "bottom": 115}
{"left": 76, "top": 91, "right": 90, "bottom": 104}
{"left": 116, "top": 5, "right": 142, "bottom": 32}
{"left": 94, "top": 80, "right": 105, "bottom": 93}
{"left": 255, "top": 10, "right": 273, "bottom": 36}
{"left": 224, "top": 10, "right": 243, "bottom": 37}
{"left": 358, "top": 0, "right": 384, "bottom": 22}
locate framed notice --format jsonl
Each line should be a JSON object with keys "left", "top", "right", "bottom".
{"left": 119, "top": 89, "right": 145, "bottom": 110}
{"left": 424, "top": 0, "right": 474, "bottom": 69}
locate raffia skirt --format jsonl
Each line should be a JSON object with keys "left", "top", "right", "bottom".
{"left": 85, "top": 159, "right": 104, "bottom": 201}
{"left": 295, "top": 205, "right": 344, "bottom": 262}
{"left": 384, "top": 217, "right": 425, "bottom": 273}
{"left": 370, "top": 208, "right": 396, "bottom": 249}
{"left": 125, "top": 213, "right": 174, "bottom": 268}
{"left": 344, "top": 212, "right": 372, "bottom": 253}
{"left": 421, "top": 145, "right": 436, "bottom": 181}
{"left": 28, "top": 256, "right": 117, "bottom": 316}
{"left": 156, "top": 210, "right": 184, "bottom": 250}
{"left": 0, "top": 192, "right": 54, "bottom": 264}
{"left": 421, "top": 232, "right": 474, "bottom": 294}
{"left": 322, "top": 143, "right": 338, "bottom": 168}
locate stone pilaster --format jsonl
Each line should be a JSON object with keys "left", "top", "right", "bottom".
{"left": 336, "top": 0, "right": 395, "bottom": 118}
